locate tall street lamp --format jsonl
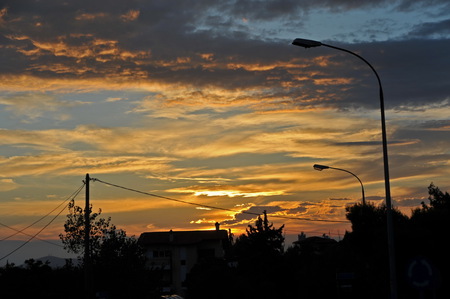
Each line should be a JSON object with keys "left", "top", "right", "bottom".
{"left": 293, "top": 38, "right": 397, "bottom": 299}
{"left": 313, "top": 164, "right": 366, "bottom": 205}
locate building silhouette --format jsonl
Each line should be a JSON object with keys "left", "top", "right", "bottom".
{"left": 138, "top": 223, "right": 229, "bottom": 296}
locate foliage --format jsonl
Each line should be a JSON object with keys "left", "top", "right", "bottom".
{"left": 2, "top": 184, "right": 449, "bottom": 298}
{"left": 233, "top": 210, "right": 285, "bottom": 260}
{"left": 411, "top": 183, "right": 450, "bottom": 226}
{"left": 425, "top": 183, "right": 450, "bottom": 210}
{"left": 59, "top": 199, "right": 151, "bottom": 298}
{"left": 229, "top": 211, "right": 286, "bottom": 298}
{"left": 342, "top": 184, "right": 450, "bottom": 298}
{"left": 0, "top": 259, "right": 83, "bottom": 298}
{"left": 59, "top": 199, "right": 113, "bottom": 258}
{"left": 186, "top": 212, "right": 287, "bottom": 299}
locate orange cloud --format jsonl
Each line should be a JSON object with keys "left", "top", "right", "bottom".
{"left": 120, "top": 10, "right": 140, "bottom": 22}
{"left": 7, "top": 33, "right": 149, "bottom": 65}
{"left": 75, "top": 12, "right": 108, "bottom": 21}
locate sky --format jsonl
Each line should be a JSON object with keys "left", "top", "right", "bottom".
{"left": 0, "top": 0, "right": 449, "bottom": 264}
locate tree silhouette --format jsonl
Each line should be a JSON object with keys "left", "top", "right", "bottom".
{"left": 187, "top": 211, "right": 286, "bottom": 299}
{"left": 411, "top": 183, "right": 450, "bottom": 227}
{"left": 59, "top": 199, "right": 113, "bottom": 258}
{"left": 341, "top": 184, "right": 450, "bottom": 298}
{"left": 233, "top": 210, "right": 285, "bottom": 260}
{"left": 228, "top": 211, "right": 285, "bottom": 298}
{"left": 408, "top": 183, "right": 450, "bottom": 297}
{"left": 59, "top": 199, "right": 151, "bottom": 298}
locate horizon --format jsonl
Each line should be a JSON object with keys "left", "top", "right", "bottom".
{"left": 0, "top": 229, "right": 314, "bottom": 267}
{"left": 1, "top": 0, "right": 449, "bottom": 262}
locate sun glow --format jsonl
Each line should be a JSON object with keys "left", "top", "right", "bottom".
{"left": 192, "top": 190, "right": 285, "bottom": 198}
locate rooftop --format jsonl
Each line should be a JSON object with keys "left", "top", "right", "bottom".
{"left": 138, "top": 229, "right": 229, "bottom": 246}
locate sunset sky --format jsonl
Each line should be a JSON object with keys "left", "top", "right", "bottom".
{"left": 1, "top": 0, "right": 450, "bottom": 264}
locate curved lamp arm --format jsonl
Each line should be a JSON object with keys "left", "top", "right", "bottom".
{"left": 313, "top": 164, "right": 366, "bottom": 205}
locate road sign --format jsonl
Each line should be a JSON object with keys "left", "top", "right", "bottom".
{"left": 407, "top": 256, "right": 439, "bottom": 290}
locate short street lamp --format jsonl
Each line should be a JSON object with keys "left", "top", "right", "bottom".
{"left": 313, "top": 164, "right": 366, "bottom": 205}
{"left": 293, "top": 38, "right": 397, "bottom": 299}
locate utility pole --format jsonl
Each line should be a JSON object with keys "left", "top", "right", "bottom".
{"left": 84, "top": 173, "right": 92, "bottom": 299}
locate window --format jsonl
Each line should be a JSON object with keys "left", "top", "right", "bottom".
{"left": 153, "top": 250, "right": 171, "bottom": 258}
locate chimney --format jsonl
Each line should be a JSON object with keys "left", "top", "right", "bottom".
{"left": 215, "top": 222, "right": 220, "bottom": 231}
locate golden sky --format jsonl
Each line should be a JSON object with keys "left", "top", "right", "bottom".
{"left": 1, "top": 0, "right": 450, "bottom": 263}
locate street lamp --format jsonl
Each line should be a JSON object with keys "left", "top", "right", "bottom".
{"left": 313, "top": 164, "right": 366, "bottom": 205}
{"left": 293, "top": 38, "right": 397, "bottom": 299}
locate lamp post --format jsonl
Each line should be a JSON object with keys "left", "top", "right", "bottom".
{"left": 293, "top": 38, "right": 397, "bottom": 299}
{"left": 313, "top": 164, "right": 366, "bottom": 205}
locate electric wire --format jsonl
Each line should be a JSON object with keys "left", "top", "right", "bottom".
{"left": 0, "top": 222, "right": 64, "bottom": 248}
{"left": 283, "top": 228, "right": 343, "bottom": 237}
{"left": 92, "top": 178, "right": 261, "bottom": 216}
{"left": 264, "top": 213, "right": 347, "bottom": 223}
{"left": 0, "top": 183, "right": 85, "bottom": 261}
{"left": 0, "top": 183, "right": 86, "bottom": 242}
{"left": 92, "top": 177, "right": 347, "bottom": 223}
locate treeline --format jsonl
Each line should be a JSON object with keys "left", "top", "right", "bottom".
{"left": 0, "top": 183, "right": 449, "bottom": 298}
{"left": 186, "top": 183, "right": 450, "bottom": 299}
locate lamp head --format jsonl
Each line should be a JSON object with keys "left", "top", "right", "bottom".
{"left": 292, "top": 38, "right": 322, "bottom": 48}
{"left": 313, "top": 164, "right": 330, "bottom": 171}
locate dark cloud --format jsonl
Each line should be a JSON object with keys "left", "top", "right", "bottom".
{"left": 406, "top": 19, "right": 450, "bottom": 39}
{"left": 398, "top": 198, "right": 424, "bottom": 208}
{"left": 1, "top": 0, "right": 449, "bottom": 112}
{"left": 226, "top": 0, "right": 307, "bottom": 21}
{"left": 226, "top": 0, "right": 450, "bottom": 17}
{"left": 222, "top": 205, "right": 283, "bottom": 225}
{"left": 308, "top": 39, "right": 450, "bottom": 109}
{"left": 329, "top": 197, "right": 352, "bottom": 201}
{"left": 286, "top": 206, "right": 308, "bottom": 213}
{"left": 395, "top": 0, "right": 450, "bottom": 12}
{"left": 419, "top": 120, "right": 450, "bottom": 130}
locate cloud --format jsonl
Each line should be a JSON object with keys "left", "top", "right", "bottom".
{"left": 0, "top": 92, "right": 88, "bottom": 121}
{"left": 1, "top": 0, "right": 449, "bottom": 114}
{"left": 105, "top": 97, "right": 127, "bottom": 102}
{"left": 0, "top": 151, "right": 177, "bottom": 178}
{"left": 0, "top": 178, "right": 19, "bottom": 191}
{"left": 221, "top": 205, "right": 282, "bottom": 226}
{"left": 169, "top": 183, "right": 286, "bottom": 198}
{"left": 0, "top": 0, "right": 449, "bottom": 242}
{"left": 406, "top": 18, "right": 450, "bottom": 38}
{"left": 219, "top": 199, "right": 349, "bottom": 230}
{"left": 120, "top": 9, "right": 140, "bottom": 22}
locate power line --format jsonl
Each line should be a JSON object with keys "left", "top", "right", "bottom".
{"left": 0, "top": 183, "right": 86, "bottom": 242}
{"left": 0, "top": 222, "right": 64, "bottom": 248}
{"left": 92, "top": 177, "right": 347, "bottom": 223}
{"left": 267, "top": 214, "right": 347, "bottom": 223}
{"left": 92, "top": 178, "right": 261, "bottom": 216}
{"left": 0, "top": 183, "right": 85, "bottom": 261}
{"left": 283, "top": 228, "right": 344, "bottom": 237}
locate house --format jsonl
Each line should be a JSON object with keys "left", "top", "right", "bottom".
{"left": 138, "top": 223, "right": 230, "bottom": 296}
{"left": 293, "top": 233, "right": 337, "bottom": 256}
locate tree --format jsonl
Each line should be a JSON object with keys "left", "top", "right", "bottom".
{"left": 410, "top": 183, "right": 450, "bottom": 257}
{"left": 342, "top": 202, "right": 410, "bottom": 298}
{"left": 409, "top": 183, "right": 450, "bottom": 297}
{"left": 59, "top": 199, "right": 113, "bottom": 258}
{"left": 411, "top": 183, "right": 450, "bottom": 226}
{"left": 229, "top": 211, "right": 286, "bottom": 298}
{"left": 59, "top": 199, "right": 151, "bottom": 298}
{"left": 233, "top": 210, "right": 285, "bottom": 260}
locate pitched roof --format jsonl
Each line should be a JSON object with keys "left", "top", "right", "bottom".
{"left": 138, "top": 230, "right": 228, "bottom": 246}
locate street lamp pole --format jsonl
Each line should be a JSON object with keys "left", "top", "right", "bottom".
{"left": 293, "top": 38, "right": 397, "bottom": 299}
{"left": 313, "top": 164, "right": 366, "bottom": 205}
